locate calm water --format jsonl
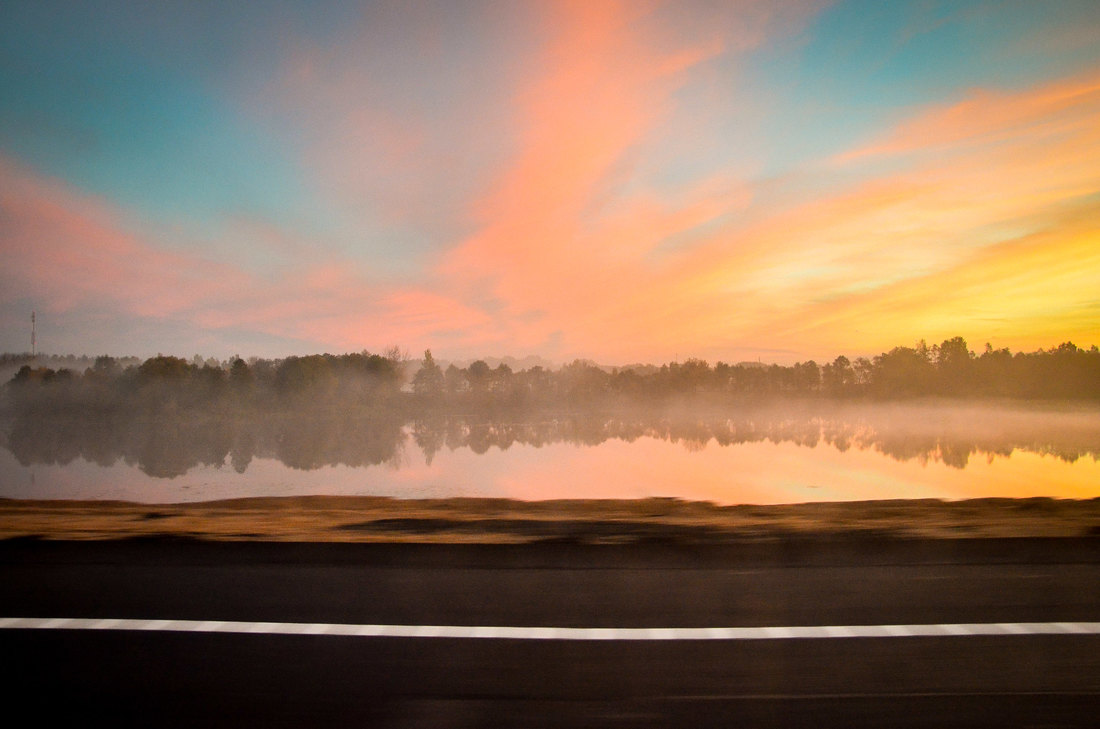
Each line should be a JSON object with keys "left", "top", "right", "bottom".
{"left": 2, "top": 402, "right": 1098, "bottom": 504}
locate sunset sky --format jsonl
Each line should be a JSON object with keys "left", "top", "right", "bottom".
{"left": 2, "top": 0, "right": 1099, "bottom": 364}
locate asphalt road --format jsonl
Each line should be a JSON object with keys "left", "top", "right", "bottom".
{"left": 2, "top": 537, "right": 1098, "bottom": 727}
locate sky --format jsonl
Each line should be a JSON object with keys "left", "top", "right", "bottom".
{"left": 2, "top": 0, "right": 1099, "bottom": 365}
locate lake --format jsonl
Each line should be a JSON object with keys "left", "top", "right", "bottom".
{"left": 2, "top": 401, "right": 1097, "bottom": 504}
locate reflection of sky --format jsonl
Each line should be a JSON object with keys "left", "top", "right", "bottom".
{"left": 3, "top": 434, "right": 1097, "bottom": 505}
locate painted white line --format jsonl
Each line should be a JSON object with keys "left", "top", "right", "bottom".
{"left": 3, "top": 618, "right": 1100, "bottom": 641}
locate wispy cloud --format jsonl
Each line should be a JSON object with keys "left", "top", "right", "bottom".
{"left": 257, "top": 0, "right": 531, "bottom": 248}
{"left": 0, "top": 155, "right": 490, "bottom": 355}
{"left": 726, "top": 69, "right": 1100, "bottom": 355}
{"left": 837, "top": 70, "right": 1100, "bottom": 162}
{"left": 3, "top": 1, "right": 1098, "bottom": 361}
{"left": 0, "top": 156, "right": 248, "bottom": 320}
{"left": 436, "top": 61, "right": 1100, "bottom": 362}
{"left": 437, "top": 0, "right": 817, "bottom": 359}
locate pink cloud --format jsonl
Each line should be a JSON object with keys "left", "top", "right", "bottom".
{"left": 0, "top": 155, "right": 493, "bottom": 356}
{"left": 437, "top": 1, "right": 787, "bottom": 357}
{"left": 0, "top": 156, "right": 248, "bottom": 319}
{"left": 231, "top": 1, "right": 825, "bottom": 360}
{"left": 203, "top": 267, "right": 494, "bottom": 352}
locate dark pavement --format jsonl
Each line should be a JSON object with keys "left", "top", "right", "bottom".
{"left": 2, "top": 537, "right": 1098, "bottom": 727}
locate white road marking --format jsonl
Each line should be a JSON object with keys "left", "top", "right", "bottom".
{"left": 2, "top": 617, "right": 1099, "bottom": 640}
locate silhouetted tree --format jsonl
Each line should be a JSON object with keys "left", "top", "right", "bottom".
{"left": 467, "top": 360, "right": 491, "bottom": 392}
{"left": 871, "top": 345, "right": 934, "bottom": 397}
{"left": 412, "top": 350, "right": 445, "bottom": 398}
{"left": 444, "top": 364, "right": 467, "bottom": 395}
{"left": 935, "top": 336, "right": 974, "bottom": 395}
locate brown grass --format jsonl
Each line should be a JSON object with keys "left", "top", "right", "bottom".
{"left": 1, "top": 496, "right": 1098, "bottom": 543}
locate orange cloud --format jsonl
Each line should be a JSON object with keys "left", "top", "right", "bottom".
{"left": 758, "top": 203, "right": 1100, "bottom": 355}
{"left": 838, "top": 69, "right": 1100, "bottom": 161}
{"left": 587, "top": 67, "right": 1100, "bottom": 361}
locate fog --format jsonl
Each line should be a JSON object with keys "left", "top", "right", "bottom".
{"left": 2, "top": 400, "right": 1096, "bottom": 481}
{"left": 1, "top": 341, "right": 1097, "bottom": 482}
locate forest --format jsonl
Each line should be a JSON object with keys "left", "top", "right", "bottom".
{"left": 3, "top": 338, "right": 1098, "bottom": 478}
{"left": 2, "top": 337, "right": 1098, "bottom": 421}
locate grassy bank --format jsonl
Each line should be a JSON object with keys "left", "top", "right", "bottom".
{"left": 2, "top": 496, "right": 1098, "bottom": 543}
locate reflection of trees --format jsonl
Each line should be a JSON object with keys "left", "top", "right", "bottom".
{"left": 405, "top": 409, "right": 1099, "bottom": 470}
{"left": 230, "top": 432, "right": 254, "bottom": 474}
{"left": 412, "top": 417, "right": 446, "bottom": 465}
{"left": 5, "top": 412, "right": 405, "bottom": 478}
{"left": 273, "top": 415, "right": 405, "bottom": 470}
{"left": 3, "top": 405, "right": 1098, "bottom": 477}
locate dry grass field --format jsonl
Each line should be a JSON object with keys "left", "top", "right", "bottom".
{"left": 2, "top": 496, "right": 1098, "bottom": 543}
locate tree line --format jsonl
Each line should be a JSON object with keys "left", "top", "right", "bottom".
{"left": 409, "top": 338, "right": 1098, "bottom": 405}
{"left": 3, "top": 350, "right": 406, "bottom": 417}
{"left": 3, "top": 337, "right": 1099, "bottom": 420}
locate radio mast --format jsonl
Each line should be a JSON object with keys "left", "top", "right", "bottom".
{"left": 31, "top": 310, "right": 36, "bottom": 358}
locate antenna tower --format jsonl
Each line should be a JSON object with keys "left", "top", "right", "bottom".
{"left": 31, "top": 311, "right": 36, "bottom": 358}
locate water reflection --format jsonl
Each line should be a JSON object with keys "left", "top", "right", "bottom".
{"left": 3, "top": 402, "right": 1097, "bottom": 479}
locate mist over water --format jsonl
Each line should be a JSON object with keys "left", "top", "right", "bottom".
{"left": 2, "top": 401, "right": 1097, "bottom": 504}
{"left": 3, "top": 345, "right": 1098, "bottom": 502}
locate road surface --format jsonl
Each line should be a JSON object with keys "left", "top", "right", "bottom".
{"left": 2, "top": 537, "right": 1098, "bottom": 727}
